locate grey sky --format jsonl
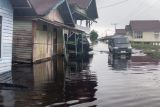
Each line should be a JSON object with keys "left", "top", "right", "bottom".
{"left": 92, "top": 0, "right": 160, "bottom": 37}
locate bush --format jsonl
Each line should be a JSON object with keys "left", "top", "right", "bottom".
{"left": 90, "top": 30, "right": 98, "bottom": 41}
{"left": 131, "top": 43, "right": 160, "bottom": 50}
{"left": 131, "top": 43, "right": 160, "bottom": 59}
{"left": 146, "top": 51, "right": 160, "bottom": 59}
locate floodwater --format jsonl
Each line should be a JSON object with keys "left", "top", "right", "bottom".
{"left": 1, "top": 42, "right": 160, "bottom": 107}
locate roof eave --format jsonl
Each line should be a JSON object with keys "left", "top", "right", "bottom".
{"left": 65, "top": 0, "right": 75, "bottom": 27}
{"left": 39, "top": 0, "right": 65, "bottom": 16}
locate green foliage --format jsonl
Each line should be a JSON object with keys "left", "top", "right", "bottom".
{"left": 132, "top": 43, "right": 160, "bottom": 59}
{"left": 90, "top": 30, "right": 98, "bottom": 41}
{"left": 145, "top": 51, "right": 160, "bottom": 59}
{"left": 131, "top": 43, "right": 159, "bottom": 50}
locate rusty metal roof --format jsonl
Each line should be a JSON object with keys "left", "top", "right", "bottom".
{"left": 12, "top": 0, "right": 64, "bottom": 16}
{"left": 130, "top": 20, "right": 160, "bottom": 32}
{"left": 40, "top": 18, "right": 81, "bottom": 31}
{"left": 29, "top": 0, "right": 64, "bottom": 15}
{"left": 115, "top": 29, "right": 126, "bottom": 35}
{"left": 12, "top": 0, "right": 75, "bottom": 27}
{"left": 68, "top": 0, "right": 92, "bottom": 9}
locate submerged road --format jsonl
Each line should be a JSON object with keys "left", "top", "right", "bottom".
{"left": 1, "top": 42, "right": 160, "bottom": 107}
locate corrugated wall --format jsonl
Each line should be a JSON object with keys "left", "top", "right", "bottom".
{"left": 0, "top": 0, "right": 13, "bottom": 74}
{"left": 13, "top": 20, "right": 33, "bottom": 63}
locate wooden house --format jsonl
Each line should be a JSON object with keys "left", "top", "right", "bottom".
{"left": 126, "top": 20, "right": 160, "bottom": 45}
{"left": 12, "top": 0, "right": 75, "bottom": 63}
{"left": 0, "top": 0, "right": 13, "bottom": 74}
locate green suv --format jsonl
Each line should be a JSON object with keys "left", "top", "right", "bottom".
{"left": 108, "top": 35, "right": 132, "bottom": 58}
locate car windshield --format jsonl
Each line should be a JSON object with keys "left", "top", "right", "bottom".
{"left": 114, "top": 38, "right": 129, "bottom": 44}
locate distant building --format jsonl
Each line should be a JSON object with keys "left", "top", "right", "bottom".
{"left": 126, "top": 20, "right": 160, "bottom": 45}
{"left": 115, "top": 29, "right": 126, "bottom": 35}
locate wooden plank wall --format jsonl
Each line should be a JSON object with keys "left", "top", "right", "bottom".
{"left": 0, "top": 0, "right": 13, "bottom": 74}
{"left": 43, "top": 8, "right": 65, "bottom": 56}
{"left": 44, "top": 8, "right": 64, "bottom": 23}
{"left": 33, "top": 21, "right": 54, "bottom": 62}
{"left": 57, "top": 28, "right": 64, "bottom": 55}
{"left": 13, "top": 20, "right": 33, "bottom": 63}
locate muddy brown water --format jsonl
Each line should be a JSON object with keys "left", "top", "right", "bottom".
{"left": 1, "top": 42, "right": 160, "bottom": 107}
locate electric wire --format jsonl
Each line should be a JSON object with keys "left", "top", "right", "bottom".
{"left": 98, "top": 0, "right": 129, "bottom": 9}
{"left": 132, "top": 0, "right": 160, "bottom": 18}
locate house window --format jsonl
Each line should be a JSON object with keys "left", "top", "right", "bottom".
{"left": 154, "top": 32, "right": 159, "bottom": 39}
{"left": 0, "top": 16, "right": 2, "bottom": 58}
{"left": 135, "top": 32, "right": 143, "bottom": 39}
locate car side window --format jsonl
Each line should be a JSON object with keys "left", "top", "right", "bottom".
{"left": 111, "top": 39, "right": 114, "bottom": 46}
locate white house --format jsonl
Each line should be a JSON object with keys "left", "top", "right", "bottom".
{"left": 0, "top": 0, "right": 13, "bottom": 74}
{"left": 126, "top": 20, "right": 160, "bottom": 45}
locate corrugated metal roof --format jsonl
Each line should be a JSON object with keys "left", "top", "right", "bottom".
{"left": 12, "top": 0, "right": 75, "bottom": 27}
{"left": 68, "top": 0, "right": 92, "bottom": 9}
{"left": 12, "top": 0, "right": 31, "bottom": 7}
{"left": 130, "top": 20, "right": 160, "bottom": 32}
{"left": 115, "top": 29, "right": 126, "bottom": 35}
{"left": 29, "top": 0, "right": 64, "bottom": 15}
{"left": 12, "top": 0, "right": 64, "bottom": 16}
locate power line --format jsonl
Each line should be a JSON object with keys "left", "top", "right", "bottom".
{"left": 132, "top": 0, "right": 160, "bottom": 18}
{"left": 98, "top": 0, "right": 129, "bottom": 9}
{"left": 119, "top": 0, "right": 146, "bottom": 22}
{"left": 120, "top": 0, "right": 160, "bottom": 21}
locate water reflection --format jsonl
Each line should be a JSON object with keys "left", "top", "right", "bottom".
{"left": 2, "top": 42, "right": 160, "bottom": 107}
{"left": 63, "top": 54, "right": 97, "bottom": 106}
{"left": 108, "top": 53, "right": 131, "bottom": 70}
{"left": 0, "top": 54, "right": 96, "bottom": 107}
{"left": 12, "top": 61, "right": 56, "bottom": 89}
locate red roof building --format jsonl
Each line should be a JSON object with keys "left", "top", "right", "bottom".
{"left": 125, "top": 20, "right": 160, "bottom": 43}
{"left": 115, "top": 29, "right": 126, "bottom": 35}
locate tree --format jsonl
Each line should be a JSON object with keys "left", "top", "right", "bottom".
{"left": 90, "top": 30, "right": 98, "bottom": 41}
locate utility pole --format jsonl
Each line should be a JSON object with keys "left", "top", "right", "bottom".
{"left": 111, "top": 23, "right": 118, "bottom": 33}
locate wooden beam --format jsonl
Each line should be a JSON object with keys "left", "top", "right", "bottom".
{"left": 32, "top": 20, "right": 37, "bottom": 63}
{"left": 81, "top": 34, "right": 84, "bottom": 54}
{"left": 75, "top": 34, "right": 77, "bottom": 56}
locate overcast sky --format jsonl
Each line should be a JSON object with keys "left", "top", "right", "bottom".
{"left": 92, "top": 0, "right": 160, "bottom": 37}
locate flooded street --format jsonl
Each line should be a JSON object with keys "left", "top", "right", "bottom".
{"left": 1, "top": 42, "right": 160, "bottom": 107}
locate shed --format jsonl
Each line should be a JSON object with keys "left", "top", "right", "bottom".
{"left": 12, "top": 0, "right": 75, "bottom": 63}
